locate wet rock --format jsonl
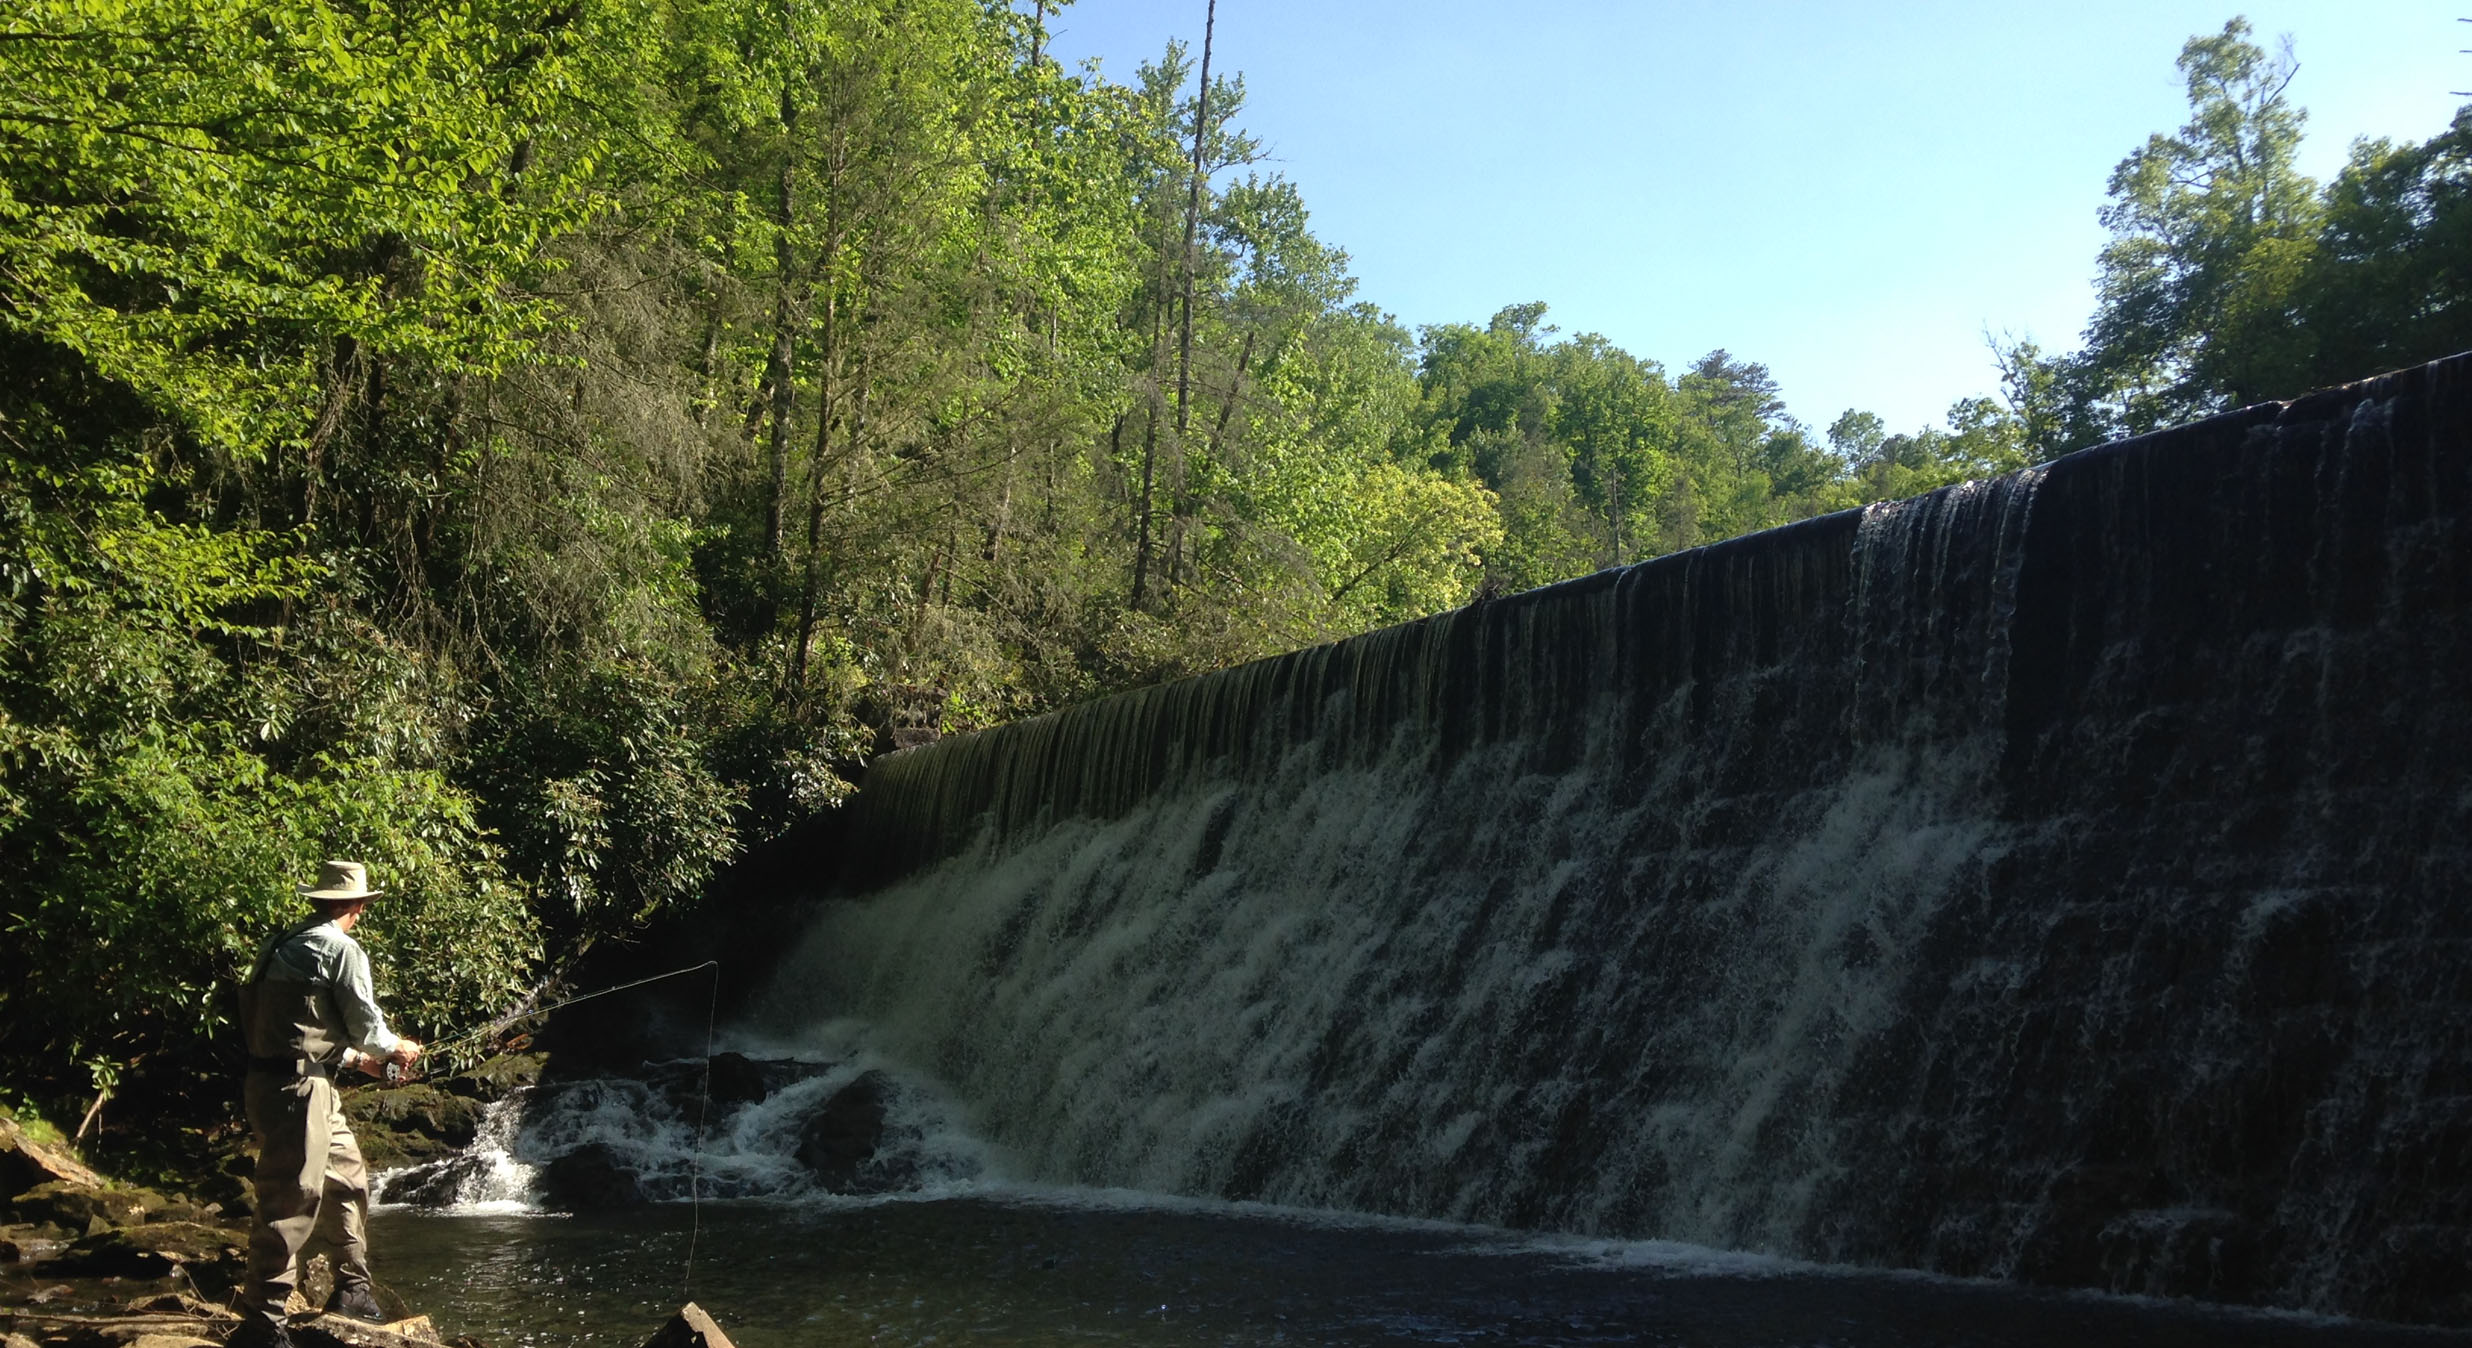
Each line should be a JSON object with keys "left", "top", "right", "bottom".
{"left": 639, "top": 1302, "right": 735, "bottom": 1348}
{"left": 703, "top": 1054, "right": 768, "bottom": 1109}
{"left": 2, "top": 1221, "right": 70, "bottom": 1264}
{"left": 292, "top": 1315, "right": 443, "bottom": 1348}
{"left": 121, "top": 1293, "right": 227, "bottom": 1318}
{"left": 181, "top": 1151, "right": 253, "bottom": 1219}
{"left": 440, "top": 1052, "right": 547, "bottom": 1103}
{"left": 137, "top": 1198, "right": 212, "bottom": 1226}
{"left": 41, "top": 1222, "right": 245, "bottom": 1290}
{"left": 374, "top": 1154, "right": 490, "bottom": 1210}
{"left": 288, "top": 1273, "right": 417, "bottom": 1327}
{"left": 8, "top": 1182, "right": 147, "bottom": 1230}
{"left": 634, "top": 1057, "right": 771, "bottom": 1121}
{"left": 793, "top": 1073, "right": 888, "bottom": 1192}
{"left": 116, "top": 1190, "right": 177, "bottom": 1222}
{"left": 278, "top": 1276, "right": 430, "bottom": 1344}
{"left": 286, "top": 1252, "right": 334, "bottom": 1315}
{"left": 42, "top": 1230, "right": 177, "bottom": 1279}
{"left": 344, "top": 1086, "right": 484, "bottom": 1170}
{"left": 539, "top": 1144, "right": 645, "bottom": 1210}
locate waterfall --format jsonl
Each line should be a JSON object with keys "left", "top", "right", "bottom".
{"left": 749, "top": 355, "right": 2472, "bottom": 1324}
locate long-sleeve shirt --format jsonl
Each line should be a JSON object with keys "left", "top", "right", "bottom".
{"left": 252, "top": 917, "right": 402, "bottom": 1056}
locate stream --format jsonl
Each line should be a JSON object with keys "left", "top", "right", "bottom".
{"left": 371, "top": 1194, "right": 2471, "bottom": 1348}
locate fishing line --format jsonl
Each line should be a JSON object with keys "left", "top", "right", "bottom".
{"left": 420, "top": 959, "right": 722, "bottom": 1060}
{"left": 683, "top": 961, "right": 719, "bottom": 1299}
{"left": 373, "top": 956, "right": 726, "bottom": 1293}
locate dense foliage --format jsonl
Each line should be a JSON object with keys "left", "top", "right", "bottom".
{"left": 2002, "top": 18, "right": 2472, "bottom": 454}
{"left": 1, "top": 3, "right": 2463, "bottom": 1133}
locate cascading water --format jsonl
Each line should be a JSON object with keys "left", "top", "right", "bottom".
{"left": 374, "top": 1042, "right": 990, "bottom": 1210}
{"left": 748, "top": 357, "right": 2472, "bottom": 1325}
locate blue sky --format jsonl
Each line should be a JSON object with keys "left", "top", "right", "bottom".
{"left": 1041, "top": 1, "right": 2468, "bottom": 436}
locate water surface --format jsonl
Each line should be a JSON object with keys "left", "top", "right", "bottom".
{"left": 371, "top": 1195, "right": 2469, "bottom": 1347}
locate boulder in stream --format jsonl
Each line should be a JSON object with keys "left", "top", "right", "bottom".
{"left": 344, "top": 1084, "right": 486, "bottom": 1170}
{"left": 793, "top": 1072, "right": 890, "bottom": 1192}
{"left": 702, "top": 1053, "right": 769, "bottom": 1109}
{"left": 376, "top": 1154, "right": 494, "bottom": 1209}
{"left": 539, "top": 1143, "right": 646, "bottom": 1210}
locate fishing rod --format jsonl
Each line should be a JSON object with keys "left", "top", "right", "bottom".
{"left": 377, "top": 959, "right": 721, "bottom": 1079}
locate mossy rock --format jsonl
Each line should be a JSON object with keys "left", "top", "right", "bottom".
{"left": 8, "top": 1181, "right": 146, "bottom": 1230}
{"left": 440, "top": 1053, "right": 545, "bottom": 1102}
{"left": 42, "top": 1221, "right": 245, "bottom": 1289}
{"left": 2, "top": 1219, "right": 72, "bottom": 1261}
{"left": 136, "top": 1194, "right": 216, "bottom": 1225}
{"left": 1, "top": 1114, "right": 104, "bottom": 1197}
{"left": 342, "top": 1086, "right": 484, "bottom": 1169}
{"left": 196, "top": 1145, "right": 254, "bottom": 1214}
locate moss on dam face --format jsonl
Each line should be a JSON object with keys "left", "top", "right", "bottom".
{"left": 761, "top": 354, "right": 2472, "bottom": 1325}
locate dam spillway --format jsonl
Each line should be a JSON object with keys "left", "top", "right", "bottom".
{"left": 758, "top": 356, "right": 2472, "bottom": 1324}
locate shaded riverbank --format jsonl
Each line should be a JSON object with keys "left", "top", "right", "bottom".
{"left": 0, "top": 1061, "right": 547, "bottom": 1348}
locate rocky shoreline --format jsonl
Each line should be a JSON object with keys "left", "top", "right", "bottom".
{"left": 1, "top": 1056, "right": 547, "bottom": 1348}
{"left": 5, "top": 1049, "right": 882, "bottom": 1348}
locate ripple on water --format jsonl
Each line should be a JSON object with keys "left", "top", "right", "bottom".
{"left": 369, "top": 1194, "right": 2472, "bottom": 1348}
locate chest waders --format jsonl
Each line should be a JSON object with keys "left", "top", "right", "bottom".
{"left": 238, "top": 953, "right": 375, "bottom": 1328}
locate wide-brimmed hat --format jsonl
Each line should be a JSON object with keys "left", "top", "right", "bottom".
{"left": 299, "top": 860, "right": 383, "bottom": 902}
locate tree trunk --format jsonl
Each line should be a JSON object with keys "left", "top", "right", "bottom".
{"left": 1204, "top": 327, "right": 1255, "bottom": 464}
{"left": 1160, "top": 0, "right": 1218, "bottom": 598}
{"left": 694, "top": 303, "right": 722, "bottom": 431}
{"left": 983, "top": 454, "right": 1016, "bottom": 564}
{"left": 1173, "top": 0, "right": 1217, "bottom": 445}
{"left": 793, "top": 370, "right": 861, "bottom": 701}
{"left": 1131, "top": 398, "right": 1161, "bottom": 609}
{"left": 791, "top": 151, "right": 850, "bottom": 700}
{"left": 764, "top": 82, "right": 799, "bottom": 563}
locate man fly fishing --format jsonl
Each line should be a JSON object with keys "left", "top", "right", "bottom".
{"left": 233, "top": 860, "right": 422, "bottom": 1348}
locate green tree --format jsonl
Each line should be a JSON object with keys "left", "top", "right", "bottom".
{"left": 1673, "top": 350, "right": 1806, "bottom": 543}
{"left": 0, "top": 0, "right": 640, "bottom": 1104}
{"left": 2086, "top": 18, "right": 2319, "bottom": 426}
{"left": 1230, "top": 304, "right": 1498, "bottom": 639}
{"left": 0, "top": 0, "right": 1968, "bottom": 1138}
{"left": 1551, "top": 334, "right": 1672, "bottom": 569}
{"left": 2004, "top": 18, "right": 2323, "bottom": 455}
{"left": 2299, "top": 107, "right": 2472, "bottom": 384}
{"left": 1834, "top": 399, "right": 2029, "bottom": 501}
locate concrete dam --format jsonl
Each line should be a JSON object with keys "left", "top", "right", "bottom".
{"left": 755, "top": 354, "right": 2471, "bottom": 1325}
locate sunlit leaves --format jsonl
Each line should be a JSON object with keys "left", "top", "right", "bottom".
{"left": 2000, "top": 21, "right": 2472, "bottom": 458}
{"left": 0, "top": 0, "right": 638, "bottom": 452}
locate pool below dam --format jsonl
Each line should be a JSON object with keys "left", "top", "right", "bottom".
{"left": 373, "top": 1195, "right": 2471, "bottom": 1347}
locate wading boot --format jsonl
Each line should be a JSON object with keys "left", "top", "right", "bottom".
{"left": 324, "top": 1282, "right": 389, "bottom": 1324}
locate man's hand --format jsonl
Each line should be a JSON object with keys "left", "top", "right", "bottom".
{"left": 388, "top": 1039, "right": 422, "bottom": 1070}
{"left": 345, "top": 1048, "right": 386, "bottom": 1079}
